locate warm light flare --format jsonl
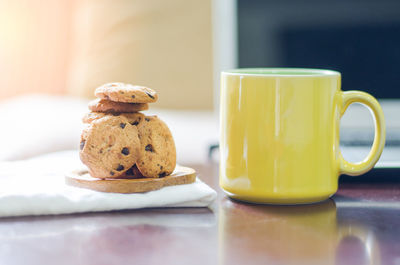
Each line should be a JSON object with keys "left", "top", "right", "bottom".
{"left": 0, "top": 0, "right": 72, "bottom": 98}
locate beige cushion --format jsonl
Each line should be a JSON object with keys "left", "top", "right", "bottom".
{"left": 67, "top": 0, "right": 214, "bottom": 110}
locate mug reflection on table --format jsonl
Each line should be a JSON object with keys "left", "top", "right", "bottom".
{"left": 218, "top": 198, "right": 380, "bottom": 265}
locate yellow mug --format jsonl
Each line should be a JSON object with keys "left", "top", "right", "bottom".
{"left": 219, "top": 68, "right": 385, "bottom": 204}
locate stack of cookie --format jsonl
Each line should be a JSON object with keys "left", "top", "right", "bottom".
{"left": 79, "top": 82, "right": 176, "bottom": 180}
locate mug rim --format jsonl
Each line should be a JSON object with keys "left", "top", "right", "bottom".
{"left": 222, "top": 68, "right": 341, "bottom": 77}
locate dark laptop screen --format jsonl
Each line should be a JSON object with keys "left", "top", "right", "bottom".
{"left": 238, "top": 0, "right": 400, "bottom": 99}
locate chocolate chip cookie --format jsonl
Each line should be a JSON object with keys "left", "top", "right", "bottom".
{"left": 136, "top": 115, "right": 176, "bottom": 178}
{"left": 82, "top": 112, "right": 145, "bottom": 126}
{"left": 79, "top": 115, "right": 141, "bottom": 179}
{"left": 88, "top": 98, "right": 148, "bottom": 113}
{"left": 95, "top": 82, "right": 158, "bottom": 104}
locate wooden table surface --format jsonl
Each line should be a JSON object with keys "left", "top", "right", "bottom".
{"left": 1, "top": 162, "right": 399, "bottom": 265}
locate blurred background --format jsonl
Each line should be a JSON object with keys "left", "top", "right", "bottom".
{"left": 0, "top": 0, "right": 398, "bottom": 165}
{"left": 238, "top": 0, "right": 400, "bottom": 99}
{"left": 0, "top": 0, "right": 216, "bottom": 109}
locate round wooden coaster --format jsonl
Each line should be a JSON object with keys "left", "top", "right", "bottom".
{"left": 65, "top": 166, "right": 196, "bottom": 194}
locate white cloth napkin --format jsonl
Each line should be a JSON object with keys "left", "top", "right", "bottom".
{"left": 0, "top": 151, "right": 217, "bottom": 218}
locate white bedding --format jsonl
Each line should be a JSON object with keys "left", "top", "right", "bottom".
{"left": 0, "top": 151, "right": 217, "bottom": 217}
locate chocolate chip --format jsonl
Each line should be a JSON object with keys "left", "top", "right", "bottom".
{"left": 146, "top": 92, "right": 155, "bottom": 99}
{"left": 120, "top": 123, "right": 126, "bottom": 129}
{"left": 145, "top": 144, "right": 154, "bottom": 152}
{"left": 116, "top": 165, "right": 125, "bottom": 171}
{"left": 159, "top": 172, "right": 167, "bottom": 178}
{"left": 131, "top": 121, "right": 139, "bottom": 126}
{"left": 160, "top": 165, "right": 163, "bottom": 170}
{"left": 121, "top": 147, "right": 129, "bottom": 155}
{"left": 110, "top": 171, "right": 115, "bottom": 176}
{"left": 131, "top": 95, "right": 135, "bottom": 98}
{"left": 120, "top": 91, "right": 124, "bottom": 94}
{"left": 104, "top": 95, "right": 110, "bottom": 100}
{"left": 145, "top": 118, "right": 150, "bottom": 122}
{"left": 125, "top": 167, "right": 134, "bottom": 175}
{"left": 80, "top": 140, "right": 85, "bottom": 150}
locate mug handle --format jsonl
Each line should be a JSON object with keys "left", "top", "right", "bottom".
{"left": 339, "top": 91, "right": 386, "bottom": 176}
